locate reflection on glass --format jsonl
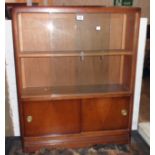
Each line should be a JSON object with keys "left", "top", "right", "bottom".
{"left": 46, "top": 22, "right": 54, "bottom": 31}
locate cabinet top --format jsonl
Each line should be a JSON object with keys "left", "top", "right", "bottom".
{"left": 12, "top": 6, "right": 141, "bottom": 14}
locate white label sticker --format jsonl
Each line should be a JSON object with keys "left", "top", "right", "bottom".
{"left": 96, "top": 26, "right": 101, "bottom": 31}
{"left": 76, "top": 15, "right": 84, "bottom": 21}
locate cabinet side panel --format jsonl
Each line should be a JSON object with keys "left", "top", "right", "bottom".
{"left": 124, "top": 14, "right": 136, "bottom": 51}
{"left": 122, "top": 56, "right": 132, "bottom": 89}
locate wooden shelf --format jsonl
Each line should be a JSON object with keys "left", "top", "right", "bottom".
{"left": 19, "top": 50, "right": 132, "bottom": 58}
{"left": 21, "top": 84, "right": 131, "bottom": 101}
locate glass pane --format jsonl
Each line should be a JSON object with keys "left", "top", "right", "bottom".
{"left": 49, "top": 14, "right": 78, "bottom": 51}
{"left": 18, "top": 12, "right": 135, "bottom": 52}
{"left": 49, "top": 13, "right": 111, "bottom": 51}
{"left": 21, "top": 55, "right": 131, "bottom": 89}
{"left": 18, "top": 13, "right": 51, "bottom": 52}
{"left": 76, "top": 13, "right": 110, "bottom": 51}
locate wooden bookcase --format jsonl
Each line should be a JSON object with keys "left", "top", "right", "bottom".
{"left": 12, "top": 6, "right": 141, "bottom": 152}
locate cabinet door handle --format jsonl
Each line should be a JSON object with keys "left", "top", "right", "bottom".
{"left": 26, "top": 116, "right": 32, "bottom": 123}
{"left": 121, "top": 109, "right": 128, "bottom": 116}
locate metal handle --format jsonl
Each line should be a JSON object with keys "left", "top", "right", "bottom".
{"left": 27, "top": 116, "right": 32, "bottom": 123}
{"left": 121, "top": 109, "right": 128, "bottom": 116}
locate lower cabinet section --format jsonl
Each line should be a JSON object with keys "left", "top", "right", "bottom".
{"left": 23, "top": 100, "right": 81, "bottom": 136}
{"left": 82, "top": 97, "right": 130, "bottom": 131}
{"left": 22, "top": 97, "right": 131, "bottom": 151}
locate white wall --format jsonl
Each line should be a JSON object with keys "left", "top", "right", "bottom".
{"left": 5, "top": 20, "right": 20, "bottom": 136}
{"left": 132, "top": 18, "right": 147, "bottom": 130}
{"left": 134, "top": 0, "right": 150, "bottom": 23}
{"left": 5, "top": 18, "right": 147, "bottom": 136}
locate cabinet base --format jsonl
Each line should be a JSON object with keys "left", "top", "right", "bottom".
{"left": 23, "top": 130, "right": 130, "bottom": 152}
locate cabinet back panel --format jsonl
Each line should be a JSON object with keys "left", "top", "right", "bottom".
{"left": 21, "top": 58, "right": 52, "bottom": 88}
{"left": 21, "top": 56, "right": 123, "bottom": 88}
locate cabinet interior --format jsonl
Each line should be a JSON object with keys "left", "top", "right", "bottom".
{"left": 16, "top": 12, "right": 135, "bottom": 100}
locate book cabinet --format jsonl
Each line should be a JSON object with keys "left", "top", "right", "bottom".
{"left": 12, "top": 6, "right": 141, "bottom": 152}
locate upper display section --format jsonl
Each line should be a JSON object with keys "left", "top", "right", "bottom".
{"left": 13, "top": 7, "right": 140, "bottom": 53}
{"left": 12, "top": 7, "right": 141, "bottom": 99}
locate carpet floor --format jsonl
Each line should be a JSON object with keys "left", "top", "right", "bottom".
{"left": 6, "top": 132, "right": 149, "bottom": 155}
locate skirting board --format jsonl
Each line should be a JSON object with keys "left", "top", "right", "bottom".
{"left": 138, "top": 122, "right": 150, "bottom": 145}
